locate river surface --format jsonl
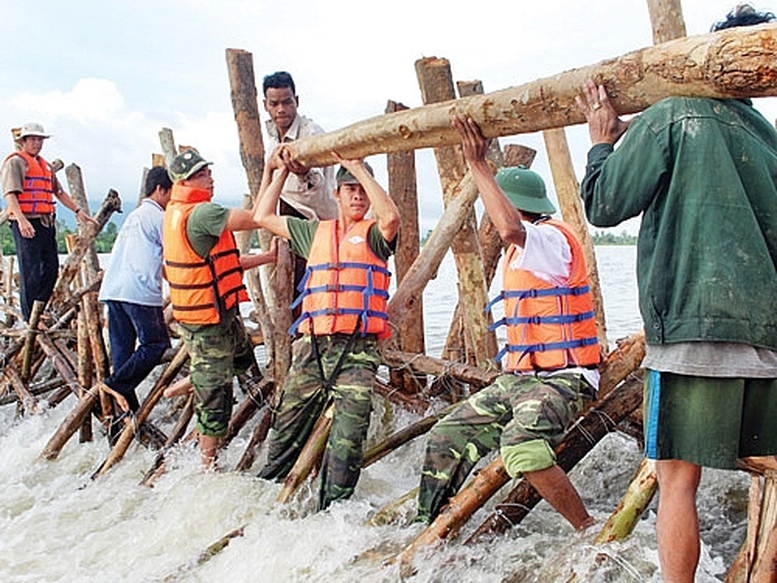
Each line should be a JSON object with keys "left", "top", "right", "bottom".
{"left": 0, "top": 246, "right": 750, "bottom": 582}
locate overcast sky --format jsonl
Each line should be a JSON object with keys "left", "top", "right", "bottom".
{"left": 2, "top": 0, "right": 775, "bottom": 234}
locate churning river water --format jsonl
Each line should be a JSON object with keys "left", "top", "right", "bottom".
{"left": 0, "top": 247, "right": 750, "bottom": 582}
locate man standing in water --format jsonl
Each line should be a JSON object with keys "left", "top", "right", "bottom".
{"left": 1, "top": 122, "right": 96, "bottom": 322}
{"left": 576, "top": 5, "right": 777, "bottom": 580}
{"left": 98, "top": 166, "right": 173, "bottom": 415}
{"left": 414, "top": 114, "right": 601, "bottom": 529}
{"left": 254, "top": 147, "right": 399, "bottom": 510}
{"left": 164, "top": 149, "right": 276, "bottom": 469}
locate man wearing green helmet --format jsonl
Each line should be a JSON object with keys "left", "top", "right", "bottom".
{"left": 414, "top": 114, "right": 602, "bottom": 529}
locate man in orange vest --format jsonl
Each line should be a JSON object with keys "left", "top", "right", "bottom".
{"left": 254, "top": 147, "right": 400, "bottom": 510}
{"left": 414, "top": 115, "right": 601, "bottom": 529}
{"left": 1, "top": 122, "right": 96, "bottom": 322}
{"left": 163, "top": 149, "right": 276, "bottom": 470}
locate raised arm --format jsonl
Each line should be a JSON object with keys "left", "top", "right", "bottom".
{"left": 253, "top": 146, "right": 292, "bottom": 239}
{"left": 451, "top": 114, "right": 526, "bottom": 248}
{"left": 333, "top": 153, "right": 399, "bottom": 242}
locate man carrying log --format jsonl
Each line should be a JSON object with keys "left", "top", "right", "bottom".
{"left": 1, "top": 122, "right": 96, "bottom": 322}
{"left": 263, "top": 71, "right": 337, "bottom": 309}
{"left": 163, "top": 149, "right": 276, "bottom": 470}
{"left": 98, "top": 166, "right": 172, "bottom": 417}
{"left": 254, "top": 147, "right": 399, "bottom": 510}
{"left": 576, "top": 5, "right": 777, "bottom": 581}
{"left": 414, "top": 114, "right": 601, "bottom": 530}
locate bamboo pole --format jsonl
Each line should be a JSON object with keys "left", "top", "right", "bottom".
{"left": 3, "top": 365, "right": 39, "bottom": 414}
{"left": 543, "top": 128, "right": 608, "bottom": 350}
{"left": 416, "top": 57, "right": 496, "bottom": 370}
{"left": 284, "top": 25, "right": 777, "bottom": 168}
{"left": 39, "top": 386, "right": 100, "bottom": 460}
{"left": 594, "top": 458, "right": 658, "bottom": 544}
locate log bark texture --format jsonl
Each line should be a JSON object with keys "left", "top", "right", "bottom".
{"left": 285, "top": 25, "right": 777, "bottom": 167}
{"left": 385, "top": 99, "right": 425, "bottom": 394}
{"left": 416, "top": 58, "right": 496, "bottom": 370}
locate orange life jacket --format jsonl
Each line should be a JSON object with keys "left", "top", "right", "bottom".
{"left": 488, "top": 218, "right": 601, "bottom": 372}
{"left": 291, "top": 219, "right": 391, "bottom": 338}
{"left": 163, "top": 184, "right": 248, "bottom": 325}
{"left": 5, "top": 151, "right": 55, "bottom": 215}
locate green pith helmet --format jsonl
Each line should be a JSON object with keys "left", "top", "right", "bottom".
{"left": 336, "top": 161, "right": 374, "bottom": 186}
{"left": 495, "top": 165, "right": 556, "bottom": 214}
{"left": 168, "top": 149, "right": 212, "bottom": 182}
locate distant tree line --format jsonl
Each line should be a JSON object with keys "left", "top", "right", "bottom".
{"left": 420, "top": 228, "right": 636, "bottom": 246}
{"left": 591, "top": 229, "right": 637, "bottom": 245}
{"left": 0, "top": 219, "right": 119, "bottom": 255}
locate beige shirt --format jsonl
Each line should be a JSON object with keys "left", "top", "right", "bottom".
{"left": 265, "top": 114, "right": 337, "bottom": 220}
{"left": 2, "top": 153, "right": 63, "bottom": 225}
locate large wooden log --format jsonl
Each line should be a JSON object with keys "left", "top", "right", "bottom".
{"left": 65, "top": 163, "right": 100, "bottom": 275}
{"left": 416, "top": 58, "right": 495, "bottom": 370}
{"left": 225, "top": 48, "right": 265, "bottom": 200}
{"left": 385, "top": 99, "right": 425, "bottom": 395}
{"left": 285, "top": 24, "right": 777, "bottom": 167}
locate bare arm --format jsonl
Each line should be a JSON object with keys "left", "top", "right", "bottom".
{"left": 452, "top": 114, "right": 526, "bottom": 248}
{"left": 333, "top": 153, "right": 400, "bottom": 242}
{"left": 240, "top": 237, "right": 278, "bottom": 270}
{"left": 253, "top": 146, "right": 292, "bottom": 239}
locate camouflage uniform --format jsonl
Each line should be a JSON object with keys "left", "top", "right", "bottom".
{"left": 259, "top": 333, "right": 381, "bottom": 509}
{"left": 417, "top": 371, "right": 595, "bottom": 522}
{"left": 181, "top": 308, "right": 254, "bottom": 438}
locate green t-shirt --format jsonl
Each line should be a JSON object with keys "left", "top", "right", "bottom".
{"left": 286, "top": 217, "right": 396, "bottom": 261}
{"left": 185, "top": 202, "right": 230, "bottom": 258}
{"left": 179, "top": 202, "right": 232, "bottom": 333}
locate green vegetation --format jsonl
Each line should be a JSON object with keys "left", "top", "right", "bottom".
{"left": 591, "top": 229, "right": 637, "bottom": 245}
{"left": 0, "top": 219, "right": 119, "bottom": 254}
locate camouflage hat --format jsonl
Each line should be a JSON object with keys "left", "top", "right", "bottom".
{"left": 336, "top": 161, "right": 374, "bottom": 186}
{"left": 495, "top": 166, "right": 556, "bottom": 214}
{"left": 168, "top": 149, "right": 212, "bottom": 182}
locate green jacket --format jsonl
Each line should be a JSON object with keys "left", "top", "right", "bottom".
{"left": 581, "top": 97, "right": 777, "bottom": 350}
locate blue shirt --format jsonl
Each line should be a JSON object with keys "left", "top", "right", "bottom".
{"left": 99, "top": 198, "right": 165, "bottom": 306}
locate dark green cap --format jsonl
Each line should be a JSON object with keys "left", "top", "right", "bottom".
{"left": 495, "top": 166, "right": 556, "bottom": 214}
{"left": 168, "top": 149, "right": 212, "bottom": 182}
{"left": 336, "top": 161, "right": 374, "bottom": 186}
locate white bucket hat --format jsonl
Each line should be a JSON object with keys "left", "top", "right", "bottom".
{"left": 18, "top": 122, "right": 51, "bottom": 139}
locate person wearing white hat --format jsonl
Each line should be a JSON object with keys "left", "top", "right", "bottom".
{"left": 1, "top": 122, "right": 95, "bottom": 321}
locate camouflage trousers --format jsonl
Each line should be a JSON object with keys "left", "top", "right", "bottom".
{"left": 258, "top": 333, "right": 380, "bottom": 510}
{"left": 181, "top": 310, "right": 254, "bottom": 438}
{"left": 417, "top": 371, "right": 595, "bottom": 522}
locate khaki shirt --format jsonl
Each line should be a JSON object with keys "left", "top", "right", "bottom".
{"left": 265, "top": 114, "right": 337, "bottom": 220}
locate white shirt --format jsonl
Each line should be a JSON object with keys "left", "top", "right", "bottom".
{"left": 507, "top": 219, "right": 600, "bottom": 388}
{"left": 98, "top": 198, "right": 165, "bottom": 306}
{"left": 265, "top": 114, "right": 337, "bottom": 220}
